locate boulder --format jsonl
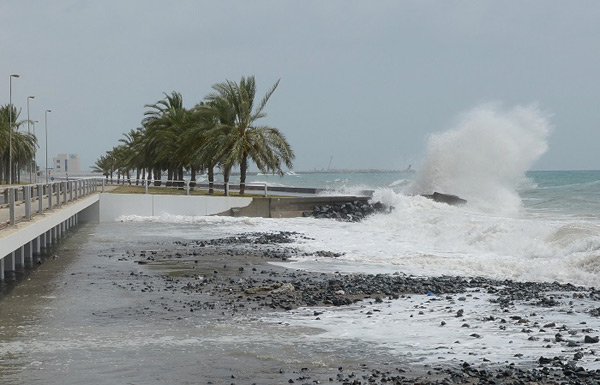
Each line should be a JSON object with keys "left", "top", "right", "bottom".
{"left": 422, "top": 192, "right": 467, "bottom": 206}
{"left": 304, "top": 201, "right": 390, "bottom": 222}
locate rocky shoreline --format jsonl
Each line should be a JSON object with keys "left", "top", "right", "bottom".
{"left": 304, "top": 201, "right": 390, "bottom": 222}
{"left": 109, "top": 231, "right": 600, "bottom": 384}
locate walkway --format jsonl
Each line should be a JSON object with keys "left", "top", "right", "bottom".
{"left": 0, "top": 179, "right": 105, "bottom": 279}
{"left": 0, "top": 179, "right": 105, "bottom": 229}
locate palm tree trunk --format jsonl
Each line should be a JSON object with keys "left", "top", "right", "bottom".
{"left": 154, "top": 168, "right": 161, "bottom": 186}
{"left": 190, "top": 166, "right": 197, "bottom": 188}
{"left": 239, "top": 155, "right": 248, "bottom": 195}
{"left": 178, "top": 167, "right": 184, "bottom": 189}
{"left": 208, "top": 166, "right": 214, "bottom": 195}
{"left": 223, "top": 167, "right": 230, "bottom": 196}
{"left": 166, "top": 168, "right": 173, "bottom": 187}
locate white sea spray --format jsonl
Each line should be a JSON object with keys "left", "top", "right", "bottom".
{"left": 409, "top": 103, "right": 552, "bottom": 214}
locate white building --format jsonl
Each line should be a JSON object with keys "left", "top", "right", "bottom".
{"left": 52, "top": 154, "right": 81, "bottom": 176}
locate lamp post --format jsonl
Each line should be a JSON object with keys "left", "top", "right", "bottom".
{"left": 45, "top": 109, "right": 51, "bottom": 183}
{"left": 32, "top": 120, "right": 39, "bottom": 182}
{"left": 8, "top": 73, "right": 20, "bottom": 185}
{"left": 27, "top": 96, "right": 35, "bottom": 182}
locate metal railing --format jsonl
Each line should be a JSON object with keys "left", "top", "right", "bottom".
{"left": 103, "top": 177, "right": 374, "bottom": 198}
{"left": 0, "top": 178, "right": 104, "bottom": 228}
{"left": 108, "top": 178, "right": 271, "bottom": 197}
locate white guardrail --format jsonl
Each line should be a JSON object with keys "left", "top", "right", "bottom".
{"left": 106, "top": 178, "right": 371, "bottom": 197}
{"left": 0, "top": 178, "right": 104, "bottom": 228}
{"left": 109, "top": 179, "right": 269, "bottom": 197}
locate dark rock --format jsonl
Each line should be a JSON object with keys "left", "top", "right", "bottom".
{"left": 305, "top": 201, "right": 390, "bottom": 222}
{"left": 584, "top": 335, "right": 599, "bottom": 343}
{"left": 422, "top": 192, "right": 467, "bottom": 206}
{"left": 589, "top": 307, "right": 600, "bottom": 317}
{"left": 538, "top": 356, "right": 553, "bottom": 365}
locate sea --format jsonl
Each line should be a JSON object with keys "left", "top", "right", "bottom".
{"left": 1, "top": 104, "right": 600, "bottom": 383}
{"left": 236, "top": 168, "right": 600, "bottom": 287}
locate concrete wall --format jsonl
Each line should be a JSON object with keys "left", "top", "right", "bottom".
{"left": 78, "top": 201, "right": 99, "bottom": 222}
{"left": 224, "top": 196, "right": 371, "bottom": 218}
{"left": 98, "top": 194, "right": 252, "bottom": 221}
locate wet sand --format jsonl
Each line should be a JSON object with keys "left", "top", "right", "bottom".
{"left": 108, "top": 231, "right": 600, "bottom": 384}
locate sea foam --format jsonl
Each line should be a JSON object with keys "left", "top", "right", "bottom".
{"left": 409, "top": 103, "right": 551, "bottom": 214}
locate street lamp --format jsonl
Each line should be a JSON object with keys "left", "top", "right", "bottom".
{"left": 8, "top": 73, "right": 20, "bottom": 184}
{"left": 45, "top": 109, "right": 51, "bottom": 183}
{"left": 27, "top": 96, "right": 35, "bottom": 132}
{"left": 27, "top": 96, "right": 35, "bottom": 182}
{"left": 31, "top": 120, "right": 39, "bottom": 182}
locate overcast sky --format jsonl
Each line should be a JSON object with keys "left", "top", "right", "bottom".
{"left": 1, "top": 1, "right": 599, "bottom": 172}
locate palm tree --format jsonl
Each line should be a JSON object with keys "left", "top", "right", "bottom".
{"left": 110, "top": 145, "right": 134, "bottom": 184}
{"left": 0, "top": 104, "right": 36, "bottom": 183}
{"left": 12, "top": 129, "right": 37, "bottom": 183}
{"left": 0, "top": 108, "right": 10, "bottom": 183}
{"left": 142, "top": 92, "right": 195, "bottom": 187}
{"left": 204, "top": 76, "right": 294, "bottom": 195}
{"left": 92, "top": 153, "right": 115, "bottom": 181}
{"left": 183, "top": 102, "right": 231, "bottom": 194}
{"left": 176, "top": 103, "right": 215, "bottom": 189}
{"left": 119, "top": 128, "right": 147, "bottom": 185}
{"left": 92, "top": 77, "right": 295, "bottom": 196}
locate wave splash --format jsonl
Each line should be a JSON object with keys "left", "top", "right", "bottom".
{"left": 409, "top": 103, "right": 551, "bottom": 213}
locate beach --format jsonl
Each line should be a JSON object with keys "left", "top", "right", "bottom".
{"left": 2, "top": 221, "right": 600, "bottom": 384}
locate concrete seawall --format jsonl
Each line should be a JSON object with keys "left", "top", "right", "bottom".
{"left": 97, "top": 194, "right": 371, "bottom": 221}
{"left": 98, "top": 194, "right": 253, "bottom": 221}
{"left": 219, "top": 195, "right": 371, "bottom": 218}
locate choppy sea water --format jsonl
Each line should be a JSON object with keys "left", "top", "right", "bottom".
{"left": 157, "top": 169, "right": 600, "bottom": 287}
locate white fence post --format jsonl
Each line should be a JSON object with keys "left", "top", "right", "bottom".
{"left": 62, "top": 182, "right": 67, "bottom": 205}
{"left": 9, "top": 188, "right": 15, "bottom": 226}
{"left": 24, "top": 186, "right": 31, "bottom": 220}
{"left": 48, "top": 183, "right": 53, "bottom": 210}
{"left": 38, "top": 184, "right": 43, "bottom": 214}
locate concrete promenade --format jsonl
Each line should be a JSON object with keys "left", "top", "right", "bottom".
{"left": 0, "top": 179, "right": 104, "bottom": 280}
